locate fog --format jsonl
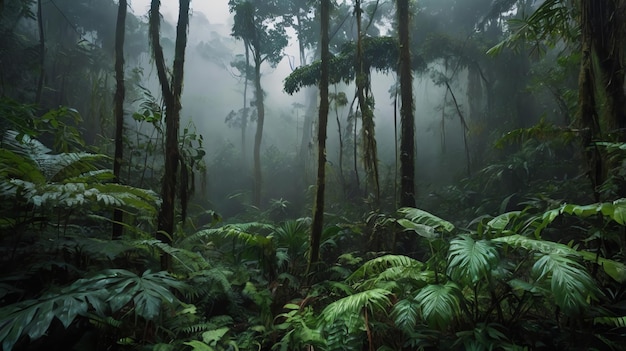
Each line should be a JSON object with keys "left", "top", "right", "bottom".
{"left": 124, "top": 1, "right": 473, "bottom": 217}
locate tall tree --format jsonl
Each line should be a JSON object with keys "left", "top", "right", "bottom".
{"left": 35, "top": 0, "right": 44, "bottom": 104}
{"left": 577, "top": 0, "right": 626, "bottom": 199}
{"left": 229, "top": 0, "right": 288, "bottom": 207}
{"left": 112, "top": 0, "right": 127, "bottom": 240}
{"left": 309, "top": 0, "right": 330, "bottom": 273}
{"left": 149, "top": 0, "right": 191, "bottom": 270}
{"left": 396, "top": 0, "right": 415, "bottom": 207}
{"left": 355, "top": 0, "right": 380, "bottom": 204}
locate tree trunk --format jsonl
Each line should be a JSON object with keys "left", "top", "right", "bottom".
{"left": 309, "top": 0, "right": 330, "bottom": 274}
{"left": 577, "top": 0, "right": 626, "bottom": 200}
{"left": 355, "top": 0, "right": 380, "bottom": 204}
{"left": 252, "top": 49, "right": 264, "bottom": 208}
{"left": 35, "top": 0, "right": 44, "bottom": 104}
{"left": 112, "top": 0, "right": 127, "bottom": 240}
{"left": 242, "top": 43, "right": 250, "bottom": 164}
{"left": 397, "top": 0, "right": 415, "bottom": 208}
{"left": 150, "top": 0, "right": 190, "bottom": 271}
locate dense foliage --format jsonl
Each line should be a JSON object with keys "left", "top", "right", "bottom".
{"left": 2, "top": 0, "right": 626, "bottom": 350}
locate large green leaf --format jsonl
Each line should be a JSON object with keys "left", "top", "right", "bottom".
{"left": 415, "top": 282, "right": 460, "bottom": 330}
{"left": 493, "top": 234, "right": 626, "bottom": 283}
{"left": 532, "top": 253, "right": 599, "bottom": 315}
{"left": 398, "top": 207, "right": 455, "bottom": 233}
{"left": 348, "top": 255, "right": 422, "bottom": 282}
{"left": 320, "top": 288, "right": 393, "bottom": 325}
{"left": 391, "top": 298, "right": 420, "bottom": 332}
{"left": 447, "top": 235, "right": 499, "bottom": 284}
{"left": 0, "top": 289, "right": 104, "bottom": 351}
{"left": 487, "top": 211, "right": 521, "bottom": 231}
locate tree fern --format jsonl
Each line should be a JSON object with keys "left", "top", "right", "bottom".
{"left": 447, "top": 235, "right": 499, "bottom": 284}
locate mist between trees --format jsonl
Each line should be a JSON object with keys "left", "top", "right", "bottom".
{"left": 2, "top": 1, "right": 626, "bottom": 350}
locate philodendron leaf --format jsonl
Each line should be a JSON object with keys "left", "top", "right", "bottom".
{"left": 447, "top": 235, "right": 499, "bottom": 284}
{"left": 398, "top": 207, "right": 455, "bottom": 233}
{"left": 397, "top": 219, "right": 438, "bottom": 239}
{"left": 494, "top": 234, "right": 626, "bottom": 283}
{"left": 415, "top": 282, "right": 460, "bottom": 330}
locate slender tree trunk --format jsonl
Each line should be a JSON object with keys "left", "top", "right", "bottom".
{"left": 35, "top": 0, "right": 44, "bottom": 104}
{"left": 150, "top": 0, "right": 191, "bottom": 270}
{"left": 309, "top": 0, "right": 330, "bottom": 274}
{"left": 335, "top": 87, "right": 346, "bottom": 193}
{"left": 397, "top": 0, "right": 415, "bottom": 208}
{"left": 252, "top": 49, "right": 264, "bottom": 208}
{"left": 242, "top": 42, "right": 250, "bottom": 164}
{"left": 355, "top": 0, "right": 380, "bottom": 204}
{"left": 112, "top": 0, "right": 127, "bottom": 240}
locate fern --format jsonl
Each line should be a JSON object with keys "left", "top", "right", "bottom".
{"left": 184, "top": 222, "right": 273, "bottom": 247}
{"left": 348, "top": 254, "right": 422, "bottom": 282}
{"left": 447, "top": 235, "right": 499, "bottom": 284}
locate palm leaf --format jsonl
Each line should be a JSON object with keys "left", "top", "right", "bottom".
{"left": 184, "top": 222, "right": 273, "bottom": 247}
{"left": 594, "top": 315, "right": 626, "bottom": 328}
{"left": 391, "top": 298, "right": 420, "bottom": 332}
{"left": 348, "top": 254, "right": 422, "bottom": 282}
{"left": 447, "top": 235, "right": 499, "bottom": 284}
{"left": 415, "top": 282, "right": 460, "bottom": 330}
{"left": 320, "top": 288, "right": 393, "bottom": 325}
{"left": 533, "top": 253, "right": 599, "bottom": 315}
{"left": 494, "top": 234, "right": 626, "bottom": 283}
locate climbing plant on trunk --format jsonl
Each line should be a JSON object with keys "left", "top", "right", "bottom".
{"left": 149, "top": 0, "right": 191, "bottom": 270}
{"left": 309, "top": 0, "right": 331, "bottom": 274}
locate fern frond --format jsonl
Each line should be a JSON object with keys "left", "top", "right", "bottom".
{"left": 375, "top": 266, "right": 434, "bottom": 287}
{"left": 348, "top": 255, "right": 422, "bottom": 282}
{"left": 447, "top": 235, "right": 499, "bottom": 284}
{"left": 183, "top": 222, "right": 273, "bottom": 247}
{"left": 320, "top": 288, "right": 393, "bottom": 324}
{"left": 137, "top": 240, "right": 210, "bottom": 272}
